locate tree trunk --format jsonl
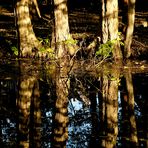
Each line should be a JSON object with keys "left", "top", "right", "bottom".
{"left": 53, "top": 0, "right": 70, "bottom": 58}
{"left": 101, "top": 0, "right": 123, "bottom": 61}
{"left": 124, "top": 0, "right": 136, "bottom": 58}
{"left": 52, "top": 1, "right": 70, "bottom": 145}
{"left": 16, "top": 0, "right": 41, "bottom": 57}
{"left": 101, "top": 0, "right": 108, "bottom": 44}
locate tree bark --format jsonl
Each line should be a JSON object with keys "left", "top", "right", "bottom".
{"left": 53, "top": 0, "right": 70, "bottom": 58}
{"left": 16, "top": 0, "right": 41, "bottom": 57}
{"left": 124, "top": 0, "right": 136, "bottom": 58}
{"left": 101, "top": 0, "right": 123, "bottom": 61}
{"left": 101, "top": 0, "right": 108, "bottom": 44}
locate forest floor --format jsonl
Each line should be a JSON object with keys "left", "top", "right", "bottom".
{"left": 0, "top": 3, "right": 148, "bottom": 62}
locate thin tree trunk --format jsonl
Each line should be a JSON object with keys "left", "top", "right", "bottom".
{"left": 124, "top": 0, "right": 136, "bottom": 58}
{"left": 101, "top": 0, "right": 108, "bottom": 44}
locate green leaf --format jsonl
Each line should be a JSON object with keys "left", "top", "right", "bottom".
{"left": 11, "top": 46, "right": 18, "bottom": 56}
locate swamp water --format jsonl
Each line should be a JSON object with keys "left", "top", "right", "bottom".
{"left": 0, "top": 60, "right": 148, "bottom": 148}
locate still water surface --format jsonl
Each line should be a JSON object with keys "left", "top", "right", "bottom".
{"left": 0, "top": 60, "right": 148, "bottom": 147}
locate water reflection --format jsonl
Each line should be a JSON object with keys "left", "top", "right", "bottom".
{"left": 0, "top": 60, "right": 148, "bottom": 147}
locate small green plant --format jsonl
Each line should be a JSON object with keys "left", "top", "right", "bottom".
{"left": 65, "top": 38, "right": 78, "bottom": 45}
{"left": 117, "top": 32, "right": 124, "bottom": 46}
{"left": 96, "top": 39, "right": 114, "bottom": 59}
{"left": 39, "top": 47, "right": 55, "bottom": 58}
{"left": 38, "top": 37, "right": 50, "bottom": 46}
{"left": 11, "top": 46, "right": 18, "bottom": 56}
{"left": 96, "top": 32, "right": 124, "bottom": 59}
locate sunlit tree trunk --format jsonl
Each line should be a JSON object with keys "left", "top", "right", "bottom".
{"left": 16, "top": 0, "right": 41, "bottom": 57}
{"left": 101, "top": 0, "right": 123, "bottom": 61}
{"left": 52, "top": 1, "right": 70, "bottom": 144}
{"left": 53, "top": 0, "right": 70, "bottom": 58}
{"left": 124, "top": 0, "right": 136, "bottom": 58}
{"left": 101, "top": 0, "right": 108, "bottom": 44}
{"left": 125, "top": 70, "right": 138, "bottom": 147}
{"left": 53, "top": 0, "right": 78, "bottom": 57}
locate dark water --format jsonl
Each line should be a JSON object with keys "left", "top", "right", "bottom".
{"left": 0, "top": 60, "right": 148, "bottom": 148}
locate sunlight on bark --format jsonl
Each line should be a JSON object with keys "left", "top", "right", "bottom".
{"left": 54, "top": 0, "right": 70, "bottom": 58}
{"left": 101, "top": 0, "right": 122, "bottom": 61}
{"left": 124, "top": 0, "right": 136, "bottom": 58}
{"left": 16, "top": 0, "right": 41, "bottom": 57}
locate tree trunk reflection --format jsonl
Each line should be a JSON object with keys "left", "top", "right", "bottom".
{"left": 89, "top": 81, "right": 99, "bottom": 147}
{"left": 52, "top": 59, "right": 69, "bottom": 148}
{"left": 99, "top": 67, "right": 120, "bottom": 148}
{"left": 99, "top": 74, "right": 108, "bottom": 147}
{"left": 125, "top": 70, "right": 138, "bottom": 147}
{"left": 17, "top": 61, "right": 41, "bottom": 148}
{"left": 120, "top": 78, "right": 130, "bottom": 147}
